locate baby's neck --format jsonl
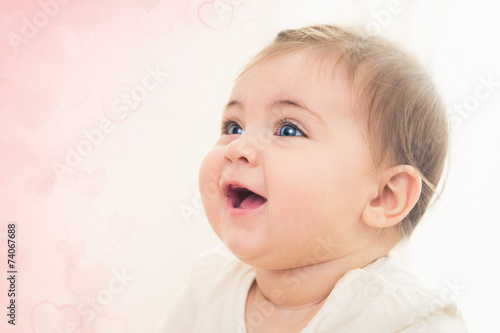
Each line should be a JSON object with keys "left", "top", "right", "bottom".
{"left": 245, "top": 278, "right": 328, "bottom": 333}
{"left": 245, "top": 251, "right": 386, "bottom": 332}
{"left": 252, "top": 250, "right": 385, "bottom": 310}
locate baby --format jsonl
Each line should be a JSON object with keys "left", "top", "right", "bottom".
{"left": 161, "top": 25, "right": 467, "bottom": 332}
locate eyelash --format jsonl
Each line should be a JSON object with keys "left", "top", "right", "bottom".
{"left": 221, "top": 118, "right": 308, "bottom": 138}
{"left": 221, "top": 120, "right": 239, "bottom": 135}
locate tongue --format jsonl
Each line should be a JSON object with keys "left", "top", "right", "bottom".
{"left": 240, "top": 193, "right": 267, "bottom": 209}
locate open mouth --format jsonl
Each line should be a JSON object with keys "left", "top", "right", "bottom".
{"left": 225, "top": 184, "right": 267, "bottom": 209}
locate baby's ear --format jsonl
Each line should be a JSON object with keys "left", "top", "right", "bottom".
{"left": 361, "top": 165, "right": 422, "bottom": 229}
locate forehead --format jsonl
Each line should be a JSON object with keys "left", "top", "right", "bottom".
{"left": 229, "top": 51, "right": 353, "bottom": 118}
{"left": 233, "top": 51, "right": 332, "bottom": 91}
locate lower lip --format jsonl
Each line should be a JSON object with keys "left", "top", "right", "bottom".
{"left": 225, "top": 197, "right": 267, "bottom": 216}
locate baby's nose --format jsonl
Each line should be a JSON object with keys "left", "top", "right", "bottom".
{"left": 223, "top": 133, "right": 260, "bottom": 166}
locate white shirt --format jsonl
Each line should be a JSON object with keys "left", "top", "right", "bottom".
{"left": 158, "top": 246, "right": 467, "bottom": 333}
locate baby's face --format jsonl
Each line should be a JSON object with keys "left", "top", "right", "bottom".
{"left": 199, "top": 52, "right": 379, "bottom": 270}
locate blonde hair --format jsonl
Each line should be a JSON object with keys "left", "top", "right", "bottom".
{"left": 237, "top": 25, "right": 448, "bottom": 237}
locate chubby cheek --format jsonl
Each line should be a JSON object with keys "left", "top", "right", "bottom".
{"left": 198, "top": 147, "right": 224, "bottom": 236}
{"left": 265, "top": 150, "right": 358, "bottom": 243}
{"left": 265, "top": 153, "right": 327, "bottom": 223}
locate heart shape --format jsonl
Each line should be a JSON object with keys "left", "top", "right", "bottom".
{"left": 0, "top": 11, "right": 26, "bottom": 42}
{"left": 74, "top": 169, "right": 106, "bottom": 200}
{"left": 49, "top": 68, "right": 90, "bottom": 112}
{"left": 107, "top": 214, "right": 137, "bottom": 243}
{"left": 25, "top": 177, "right": 55, "bottom": 206}
{"left": 66, "top": 219, "right": 91, "bottom": 242}
{"left": 57, "top": 25, "right": 94, "bottom": 59}
{"left": 14, "top": 86, "right": 56, "bottom": 127}
{"left": 134, "top": 0, "right": 190, "bottom": 37}
{"left": 236, "top": 0, "right": 260, "bottom": 8}
{"left": 136, "top": 0, "right": 161, "bottom": 13}
{"left": 30, "top": 301, "right": 82, "bottom": 333}
{"left": 92, "top": 315, "right": 129, "bottom": 333}
{"left": 197, "top": 0, "right": 234, "bottom": 31}
{"left": 88, "top": 191, "right": 118, "bottom": 220}
{"left": 56, "top": 239, "right": 86, "bottom": 269}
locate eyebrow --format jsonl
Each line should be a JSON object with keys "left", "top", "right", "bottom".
{"left": 225, "top": 100, "right": 241, "bottom": 109}
{"left": 225, "top": 99, "right": 324, "bottom": 123}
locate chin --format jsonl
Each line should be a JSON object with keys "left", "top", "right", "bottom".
{"left": 222, "top": 234, "right": 257, "bottom": 259}
{"left": 223, "top": 241, "right": 291, "bottom": 271}
{"left": 220, "top": 234, "right": 267, "bottom": 266}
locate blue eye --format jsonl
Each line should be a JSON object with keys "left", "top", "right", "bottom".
{"left": 277, "top": 124, "right": 304, "bottom": 137}
{"left": 228, "top": 123, "right": 243, "bottom": 135}
{"left": 223, "top": 121, "right": 243, "bottom": 135}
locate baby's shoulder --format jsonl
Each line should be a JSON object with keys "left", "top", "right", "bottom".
{"left": 331, "top": 256, "right": 467, "bottom": 332}
{"left": 359, "top": 255, "right": 452, "bottom": 302}
{"left": 360, "top": 255, "right": 429, "bottom": 289}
